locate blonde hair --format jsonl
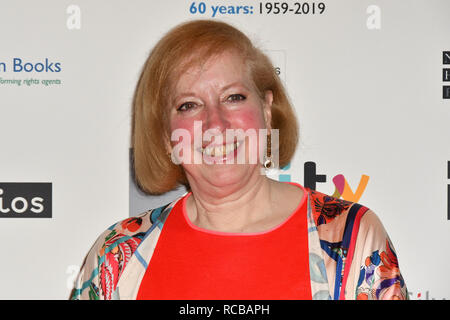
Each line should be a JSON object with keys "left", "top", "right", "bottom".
{"left": 132, "top": 19, "right": 299, "bottom": 194}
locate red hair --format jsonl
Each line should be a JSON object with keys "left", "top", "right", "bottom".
{"left": 132, "top": 20, "right": 299, "bottom": 194}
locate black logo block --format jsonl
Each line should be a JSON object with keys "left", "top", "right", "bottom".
{"left": 444, "top": 69, "right": 450, "bottom": 82}
{"left": 444, "top": 86, "right": 450, "bottom": 99}
{"left": 444, "top": 51, "right": 450, "bottom": 64}
{"left": 0, "top": 183, "right": 52, "bottom": 218}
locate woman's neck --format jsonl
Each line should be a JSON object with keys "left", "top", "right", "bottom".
{"left": 185, "top": 169, "right": 276, "bottom": 233}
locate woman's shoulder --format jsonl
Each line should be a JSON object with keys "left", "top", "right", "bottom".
{"left": 305, "top": 187, "right": 384, "bottom": 233}
{"left": 305, "top": 187, "right": 368, "bottom": 226}
{"left": 305, "top": 187, "right": 391, "bottom": 251}
{"left": 97, "top": 197, "right": 184, "bottom": 254}
{"left": 71, "top": 196, "right": 184, "bottom": 299}
{"left": 300, "top": 188, "right": 407, "bottom": 300}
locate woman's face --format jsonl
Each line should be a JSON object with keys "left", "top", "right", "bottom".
{"left": 167, "top": 50, "right": 273, "bottom": 188}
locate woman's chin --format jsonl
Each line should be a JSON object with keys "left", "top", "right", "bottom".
{"left": 207, "top": 166, "right": 257, "bottom": 188}
{"left": 185, "top": 162, "right": 261, "bottom": 189}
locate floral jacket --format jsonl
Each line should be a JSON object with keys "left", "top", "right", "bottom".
{"left": 71, "top": 188, "right": 408, "bottom": 300}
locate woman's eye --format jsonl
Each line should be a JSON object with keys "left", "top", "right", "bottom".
{"left": 227, "top": 94, "right": 246, "bottom": 102}
{"left": 177, "top": 102, "right": 196, "bottom": 112}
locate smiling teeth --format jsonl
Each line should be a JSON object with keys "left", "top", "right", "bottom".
{"left": 202, "top": 141, "right": 241, "bottom": 157}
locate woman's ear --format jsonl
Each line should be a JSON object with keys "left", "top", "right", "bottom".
{"left": 263, "top": 90, "right": 273, "bottom": 130}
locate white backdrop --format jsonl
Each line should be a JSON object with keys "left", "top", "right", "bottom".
{"left": 0, "top": 0, "right": 449, "bottom": 299}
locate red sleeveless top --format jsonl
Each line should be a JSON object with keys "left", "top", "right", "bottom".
{"left": 137, "top": 183, "right": 311, "bottom": 300}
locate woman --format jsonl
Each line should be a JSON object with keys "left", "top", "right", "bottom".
{"left": 71, "top": 20, "right": 407, "bottom": 300}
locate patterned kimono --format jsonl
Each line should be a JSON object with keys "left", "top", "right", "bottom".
{"left": 71, "top": 187, "right": 408, "bottom": 300}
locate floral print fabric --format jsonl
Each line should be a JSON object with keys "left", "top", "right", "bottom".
{"left": 71, "top": 187, "right": 407, "bottom": 300}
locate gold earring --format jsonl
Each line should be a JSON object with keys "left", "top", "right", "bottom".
{"left": 264, "top": 134, "right": 273, "bottom": 169}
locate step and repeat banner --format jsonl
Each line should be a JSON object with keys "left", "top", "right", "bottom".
{"left": 0, "top": 0, "right": 449, "bottom": 300}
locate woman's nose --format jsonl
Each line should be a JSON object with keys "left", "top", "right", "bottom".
{"left": 204, "top": 104, "right": 230, "bottom": 133}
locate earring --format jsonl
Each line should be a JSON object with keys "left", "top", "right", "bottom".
{"left": 264, "top": 157, "right": 273, "bottom": 169}
{"left": 167, "top": 149, "right": 174, "bottom": 163}
{"left": 263, "top": 133, "right": 273, "bottom": 169}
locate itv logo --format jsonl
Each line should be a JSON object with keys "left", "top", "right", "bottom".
{"left": 279, "top": 161, "right": 369, "bottom": 203}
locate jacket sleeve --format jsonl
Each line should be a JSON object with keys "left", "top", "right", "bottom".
{"left": 70, "top": 228, "right": 113, "bottom": 300}
{"left": 347, "top": 210, "right": 408, "bottom": 300}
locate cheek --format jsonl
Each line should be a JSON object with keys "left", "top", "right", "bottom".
{"left": 231, "top": 108, "right": 266, "bottom": 131}
{"left": 170, "top": 118, "right": 194, "bottom": 134}
{"left": 168, "top": 105, "right": 266, "bottom": 148}
{"left": 169, "top": 117, "right": 198, "bottom": 165}
{"left": 169, "top": 118, "right": 196, "bottom": 147}
{"left": 231, "top": 108, "right": 268, "bottom": 163}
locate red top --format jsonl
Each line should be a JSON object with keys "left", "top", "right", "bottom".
{"left": 137, "top": 183, "right": 311, "bottom": 300}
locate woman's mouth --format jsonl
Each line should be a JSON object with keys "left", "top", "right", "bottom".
{"left": 198, "top": 141, "right": 242, "bottom": 159}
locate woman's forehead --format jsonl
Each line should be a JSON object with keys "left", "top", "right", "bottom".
{"left": 172, "top": 51, "right": 252, "bottom": 93}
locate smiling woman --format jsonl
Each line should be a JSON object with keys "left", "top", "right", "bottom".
{"left": 168, "top": 50, "right": 275, "bottom": 170}
{"left": 71, "top": 19, "right": 408, "bottom": 300}
{"left": 131, "top": 20, "right": 298, "bottom": 195}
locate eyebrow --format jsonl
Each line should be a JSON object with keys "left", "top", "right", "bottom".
{"left": 173, "top": 81, "right": 251, "bottom": 102}
{"left": 220, "top": 81, "right": 251, "bottom": 92}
